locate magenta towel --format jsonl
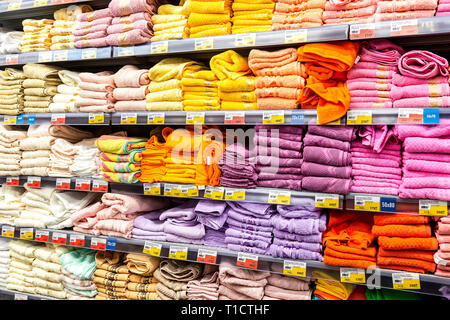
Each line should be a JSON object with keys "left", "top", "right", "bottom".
{"left": 351, "top": 151, "right": 401, "bottom": 161}
{"left": 108, "top": 0, "right": 159, "bottom": 17}
{"left": 307, "top": 126, "right": 355, "bottom": 142}
{"left": 352, "top": 169, "right": 402, "bottom": 180}
{"left": 402, "top": 177, "right": 450, "bottom": 190}
{"left": 303, "top": 146, "right": 351, "bottom": 167}
{"left": 398, "top": 50, "right": 449, "bottom": 80}
{"left": 404, "top": 159, "right": 450, "bottom": 174}
{"left": 256, "top": 166, "right": 302, "bottom": 174}
{"left": 352, "top": 157, "right": 400, "bottom": 167}
{"left": 352, "top": 163, "right": 402, "bottom": 175}
{"left": 404, "top": 152, "right": 450, "bottom": 163}
{"left": 355, "top": 176, "right": 403, "bottom": 185}
{"left": 352, "top": 179, "right": 401, "bottom": 188}
{"left": 399, "top": 187, "right": 450, "bottom": 201}
{"left": 393, "top": 96, "right": 450, "bottom": 108}
{"left": 303, "top": 133, "right": 350, "bottom": 151}
{"left": 391, "top": 83, "right": 450, "bottom": 100}
{"left": 404, "top": 137, "right": 450, "bottom": 153}
{"left": 358, "top": 39, "right": 405, "bottom": 66}
{"left": 301, "top": 176, "right": 351, "bottom": 194}
{"left": 301, "top": 162, "right": 352, "bottom": 179}
{"left": 352, "top": 139, "right": 401, "bottom": 151}
{"left": 255, "top": 131, "right": 303, "bottom": 142}
{"left": 106, "top": 29, "right": 151, "bottom": 46}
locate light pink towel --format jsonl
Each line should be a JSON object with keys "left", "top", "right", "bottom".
{"left": 101, "top": 193, "right": 169, "bottom": 216}
{"left": 112, "top": 12, "right": 152, "bottom": 24}
{"left": 108, "top": 0, "right": 158, "bottom": 17}
{"left": 375, "top": 10, "right": 436, "bottom": 21}
{"left": 113, "top": 87, "right": 148, "bottom": 100}
{"left": 106, "top": 29, "right": 151, "bottom": 46}
{"left": 79, "top": 82, "right": 115, "bottom": 93}
{"left": 377, "top": 0, "right": 438, "bottom": 12}
{"left": 349, "top": 101, "right": 393, "bottom": 108}
{"left": 78, "top": 8, "right": 112, "bottom": 22}
{"left": 74, "top": 25, "right": 110, "bottom": 36}
{"left": 325, "top": 0, "right": 377, "bottom": 10}
{"left": 113, "top": 65, "right": 150, "bottom": 88}
{"left": 323, "top": 5, "right": 377, "bottom": 19}
{"left": 80, "top": 72, "right": 115, "bottom": 85}
{"left": 107, "top": 20, "right": 152, "bottom": 36}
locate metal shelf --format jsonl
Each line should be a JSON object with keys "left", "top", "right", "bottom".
{"left": 0, "top": 112, "right": 111, "bottom": 125}
{"left": 0, "top": 287, "right": 57, "bottom": 300}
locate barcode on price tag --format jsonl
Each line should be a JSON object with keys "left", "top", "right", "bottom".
{"left": 143, "top": 183, "right": 161, "bottom": 196}
{"left": 169, "top": 245, "right": 188, "bottom": 260}
{"left": 197, "top": 248, "right": 217, "bottom": 264}
{"left": 20, "top": 228, "right": 33, "bottom": 240}
{"left": 236, "top": 252, "right": 258, "bottom": 269}
{"left": 92, "top": 180, "right": 108, "bottom": 193}
{"left": 1, "top": 225, "right": 14, "bottom": 238}
{"left": 194, "top": 38, "right": 213, "bottom": 50}
{"left": 53, "top": 50, "right": 68, "bottom": 61}
{"left": 150, "top": 41, "right": 169, "bottom": 54}
{"left": 224, "top": 188, "right": 245, "bottom": 201}
{"left": 120, "top": 113, "right": 137, "bottom": 125}
{"left": 392, "top": 272, "right": 420, "bottom": 290}
{"left": 35, "top": 230, "right": 49, "bottom": 242}
{"left": 90, "top": 237, "right": 106, "bottom": 250}
{"left": 354, "top": 196, "right": 381, "bottom": 212}
{"left": 390, "top": 19, "right": 418, "bottom": 37}
{"left": 88, "top": 112, "right": 104, "bottom": 124}
{"left": 143, "top": 241, "right": 162, "bottom": 257}
{"left": 5, "top": 54, "right": 19, "bottom": 65}
{"left": 268, "top": 190, "right": 291, "bottom": 205}
{"left": 51, "top": 232, "right": 67, "bottom": 245}
{"left": 26, "top": 176, "right": 41, "bottom": 188}
{"left": 315, "top": 194, "right": 339, "bottom": 208}
{"left": 224, "top": 111, "right": 245, "bottom": 124}
{"left": 75, "top": 179, "right": 91, "bottom": 191}
{"left": 347, "top": 110, "right": 372, "bottom": 125}
{"left": 204, "top": 186, "right": 225, "bottom": 200}
{"left": 165, "top": 184, "right": 198, "bottom": 197}
{"left": 6, "top": 176, "right": 19, "bottom": 186}
{"left": 419, "top": 200, "right": 448, "bottom": 216}
{"left": 283, "top": 260, "right": 306, "bottom": 277}
{"left": 262, "top": 110, "right": 284, "bottom": 124}
{"left": 51, "top": 113, "right": 66, "bottom": 125}
{"left": 235, "top": 33, "right": 256, "bottom": 47}
{"left": 340, "top": 268, "right": 366, "bottom": 283}
{"left": 69, "top": 234, "right": 85, "bottom": 247}
{"left": 186, "top": 112, "right": 205, "bottom": 125}
{"left": 398, "top": 108, "right": 423, "bottom": 124}
{"left": 56, "top": 178, "right": 71, "bottom": 190}
{"left": 147, "top": 112, "right": 165, "bottom": 124}
{"left": 349, "top": 24, "right": 376, "bottom": 40}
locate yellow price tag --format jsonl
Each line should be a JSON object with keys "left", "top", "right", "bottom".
{"left": 186, "top": 112, "right": 205, "bottom": 125}
{"left": 143, "top": 241, "right": 162, "bottom": 257}
{"left": 204, "top": 186, "right": 224, "bottom": 200}
{"left": 392, "top": 273, "right": 420, "bottom": 290}
{"left": 340, "top": 268, "right": 366, "bottom": 284}
{"left": 165, "top": 184, "right": 198, "bottom": 197}
{"left": 19, "top": 228, "right": 33, "bottom": 240}
{"left": 88, "top": 113, "right": 104, "bottom": 124}
{"left": 3, "top": 116, "right": 16, "bottom": 125}
{"left": 268, "top": 191, "right": 291, "bottom": 205}
{"left": 235, "top": 33, "right": 256, "bottom": 47}
{"left": 143, "top": 183, "right": 161, "bottom": 196}
{"left": 283, "top": 260, "right": 306, "bottom": 277}
{"left": 150, "top": 41, "right": 168, "bottom": 54}
{"left": 419, "top": 200, "right": 448, "bottom": 216}
{"left": 262, "top": 111, "right": 284, "bottom": 124}
{"left": 117, "top": 46, "right": 134, "bottom": 57}
{"left": 169, "top": 245, "right": 188, "bottom": 260}
{"left": 354, "top": 196, "right": 381, "bottom": 212}
{"left": 194, "top": 38, "right": 213, "bottom": 50}
{"left": 284, "top": 29, "right": 308, "bottom": 44}
{"left": 120, "top": 113, "right": 137, "bottom": 125}
{"left": 8, "top": 1, "right": 21, "bottom": 10}
{"left": 1, "top": 226, "right": 14, "bottom": 238}
{"left": 33, "top": 0, "right": 48, "bottom": 6}
{"left": 53, "top": 50, "right": 68, "bottom": 61}
{"left": 224, "top": 189, "right": 246, "bottom": 201}
{"left": 315, "top": 194, "right": 339, "bottom": 209}
{"left": 347, "top": 110, "right": 373, "bottom": 125}
{"left": 147, "top": 112, "right": 165, "bottom": 124}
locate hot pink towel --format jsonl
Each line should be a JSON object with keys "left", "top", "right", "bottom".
{"left": 393, "top": 96, "right": 450, "bottom": 108}
{"left": 391, "top": 83, "right": 450, "bottom": 100}
{"left": 398, "top": 50, "right": 449, "bottom": 80}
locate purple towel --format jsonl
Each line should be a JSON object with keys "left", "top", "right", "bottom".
{"left": 276, "top": 205, "right": 322, "bottom": 218}
{"left": 226, "top": 217, "right": 273, "bottom": 233}
{"left": 256, "top": 179, "right": 302, "bottom": 190}
{"left": 226, "top": 201, "right": 276, "bottom": 217}
{"left": 225, "top": 236, "right": 271, "bottom": 249}
{"left": 250, "top": 145, "right": 302, "bottom": 158}
{"left": 254, "top": 125, "right": 304, "bottom": 135}
{"left": 166, "top": 233, "right": 204, "bottom": 245}
{"left": 226, "top": 243, "right": 268, "bottom": 255}
{"left": 271, "top": 214, "right": 327, "bottom": 235}
{"left": 204, "top": 227, "right": 227, "bottom": 248}
{"left": 272, "top": 237, "right": 322, "bottom": 251}
{"left": 273, "top": 229, "right": 323, "bottom": 243}
{"left": 267, "top": 244, "right": 324, "bottom": 261}
{"left": 164, "top": 219, "right": 205, "bottom": 240}
{"left": 133, "top": 213, "right": 165, "bottom": 231}
{"left": 195, "top": 200, "right": 227, "bottom": 216}
{"left": 303, "top": 146, "right": 351, "bottom": 167}
{"left": 225, "top": 225, "right": 273, "bottom": 239}
{"left": 159, "top": 200, "right": 198, "bottom": 221}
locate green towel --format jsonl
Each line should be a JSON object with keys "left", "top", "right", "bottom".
{"left": 60, "top": 249, "right": 97, "bottom": 279}
{"left": 365, "top": 288, "right": 423, "bottom": 300}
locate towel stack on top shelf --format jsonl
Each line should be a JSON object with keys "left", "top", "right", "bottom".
{"left": 188, "top": 0, "right": 232, "bottom": 37}
{"left": 74, "top": 8, "right": 112, "bottom": 48}
{"left": 151, "top": 0, "right": 190, "bottom": 41}
{"left": 20, "top": 19, "right": 54, "bottom": 53}
{"left": 374, "top": 0, "right": 438, "bottom": 21}
{"left": 231, "top": 0, "right": 275, "bottom": 34}
{"left": 272, "top": 0, "right": 325, "bottom": 30}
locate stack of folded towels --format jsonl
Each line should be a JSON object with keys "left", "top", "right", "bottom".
{"left": 373, "top": 213, "right": 438, "bottom": 273}
{"left": 106, "top": 0, "right": 160, "bottom": 46}
{"left": 211, "top": 50, "right": 257, "bottom": 110}
{"left": 225, "top": 202, "right": 275, "bottom": 255}
{"left": 50, "top": 5, "right": 93, "bottom": 50}
{"left": 272, "top": 0, "right": 325, "bottom": 30}
{"left": 95, "top": 135, "right": 148, "bottom": 184}
{"left": 49, "top": 70, "right": 81, "bottom": 113}
{"left": 436, "top": 0, "right": 450, "bottom": 15}
{"left": 0, "top": 68, "right": 25, "bottom": 115}
{"left": 32, "top": 244, "right": 72, "bottom": 299}
{"left": 219, "top": 143, "right": 257, "bottom": 189}
{"left": 49, "top": 138, "right": 78, "bottom": 177}
{"left": 434, "top": 216, "right": 450, "bottom": 277}
{"left": 132, "top": 203, "right": 170, "bottom": 241}
{"left": 76, "top": 71, "right": 116, "bottom": 113}
{"left": 302, "top": 126, "right": 354, "bottom": 194}
{"left": 249, "top": 48, "right": 304, "bottom": 110}
{"left": 0, "top": 125, "right": 26, "bottom": 176}
{"left": 350, "top": 125, "right": 403, "bottom": 196}
{"left": 124, "top": 253, "right": 160, "bottom": 300}
{"left": 188, "top": 0, "right": 232, "bottom": 37}
{"left": 0, "top": 186, "right": 25, "bottom": 225}
{"left": 147, "top": 58, "right": 195, "bottom": 111}
{"left": 323, "top": 210, "right": 377, "bottom": 268}
{"left": 374, "top": 0, "right": 438, "bottom": 21}
{"left": 71, "top": 138, "right": 102, "bottom": 178}
{"left": 397, "top": 122, "right": 450, "bottom": 201}
{"left": 253, "top": 125, "right": 303, "bottom": 190}
{"left": 195, "top": 200, "right": 228, "bottom": 237}
{"left": 74, "top": 8, "right": 112, "bottom": 48}
{"left": 19, "top": 125, "right": 54, "bottom": 177}
{"left": 113, "top": 65, "right": 149, "bottom": 112}
{"left": 392, "top": 50, "right": 450, "bottom": 108}
{"left": 263, "top": 263, "right": 312, "bottom": 300}
{"left": 348, "top": 39, "right": 404, "bottom": 109}
{"left": 323, "top": 0, "right": 377, "bottom": 24}
{"left": 231, "top": 0, "right": 275, "bottom": 34}
{"left": 23, "top": 63, "right": 62, "bottom": 113}
{"left": 218, "top": 259, "right": 270, "bottom": 300}
{"left": 15, "top": 187, "right": 55, "bottom": 228}
{"left": 7, "top": 240, "right": 37, "bottom": 294}
{"left": 182, "top": 61, "right": 220, "bottom": 111}
{"left": 0, "top": 239, "right": 10, "bottom": 288}
{"left": 60, "top": 249, "right": 98, "bottom": 300}
{"left": 154, "top": 259, "right": 203, "bottom": 300}
{"left": 94, "top": 251, "right": 128, "bottom": 300}
{"left": 0, "top": 29, "right": 23, "bottom": 55}
{"left": 151, "top": 0, "right": 190, "bottom": 41}
{"left": 187, "top": 264, "right": 219, "bottom": 300}
{"left": 20, "top": 19, "right": 54, "bottom": 53}
{"left": 269, "top": 202, "right": 325, "bottom": 261}
{"left": 312, "top": 270, "right": 354, "bottom": 300}
{"left": 205, "top": 226, "right": 227, "bottom": 249}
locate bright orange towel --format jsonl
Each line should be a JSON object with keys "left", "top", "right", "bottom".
{"left": 374, "top": 213, "right": 429, "bottom": 226}
{"left": 325, "top": 247, "right": 377, "bottom": 261}
{"left": 377, "top": 236, "right": 439, "bottom": 251}
{"left": 348, "top": 286, "right": 367, "bottom": 300}
{"left": 325, "top": 242, "right": 377, "bottom": 258}
{"left": 377, "top": 256, "right": 436, "bottom": 273}
{"left": 378, "top": 247, "right": 435, "bottom": 262}
{"left": 372, "top": 225, "right": 431, "bottom": 238}
{"left": 376, "top": 264, "right": 426, "bottom": 274}
{"left": 324, "top": 255, "right": 376, "bottom": 269}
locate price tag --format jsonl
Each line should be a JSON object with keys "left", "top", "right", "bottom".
{"left": 33, "top": 0, "right": 48, "bottom": 6}
{"left": 164, "top": 184, "right": 199, "bottom": 197}
{"left": 6, "top": 176, "right": 19, "bottom": 186}
{"left": 169, "top": 245, "right": 188, "bottom": 260}
{"left": 186, "top": 112, "right": 205, "bottom": 125}
{"left": 92, "top": 180, "right": 108, "bottom": 193}
{"left": 268, "top": 190, "right": 291, "bottom": 205}
{"left": 143, "top": 241, "right": 162, "bottom": 257}
{"left": 75, "top": 179, "right": 91, "bottom": 191}
{"left": 235, "top": 33, "right": 256, "bottom": 47}
{"left": 224, "top": 111, "right": 245, "bottom": 124}
{"left": 397, "top": 108, "right": 423, "bottom": 124}
{"left": 14, "top": 294, "right": 28, "bottom": 300}
{"left": 390, "top": 19, "right": 418, "bottom": 37}
{"left": 35, "top": 230, "right": 49, "bottom": 242}
{"left": 354, "top": 196, "right": 381, "bottom": 212}
{"left": 53, "top": 50, "right": 68, "bottom": 61}
{"left": 7, "top": 0, "right": 21, "bottom": 10}
{"left": 340, "top": 268, "right": 366, "bottom": 283}
{"left": 392, "top": 272, "right": 420, "bottom": 290}
{"left": 120, "top": 113, "right": 137, "bottom": 125}
{"left": 283, "top": 260, "right": 306, "bottom": 277}
{"left": 51, "top": 232, "right": 67, "bottom": 245}
{"left": 224, "top": 188, "right": 245, "bottom": 201}
{"left": 90, "top": 237, "right": 106, "bottom": 250}
{"left": 117, "top": 46, "right": 134, "bottom": 57}
{"left": 5, "top": 54, "right": 19, "bottom": 65}
{"left": 236, "top": 252, "right": 258, "bottom": 269}
{"left": 3, "top": 115, "right": 16, "bottom": 125}
{"left": 262, "top": 110, "right": 284, "bottom": 124}
{"left": 147, "top": 112, "right": 165, "bottom": 124}
{"left": 150, "top": 41, "right": 169, "bottom": 54}
{"left": 88, "top": 112, "right": 104, "bottom": 124}
{"left": 349, "top": 23, "right": 376, "bottom": 40}
{"left": 284, "top": 29, "right": 308, "bottom": 44}
{"left": 419, "top": 200, "right": 448, "bottom": 217}
{"left": 194, "top": 38, "right": 213, "bottom": 50}
{"left": 38, "top": 51, "right": 52, "bottom": 63}
{"left": 347, "top": 110, "right": 372, "bottom": 125}
{"left": 26, "top": 176, "right": 41, "bottom": 188}
{"left": 143, "top": 183, "right": 161, "bottom": 196}
{"left": 315, "top": 194, "right": 339, "bottom": 209}
{"left": 19, "top": 228, "right": 33, "bottom": 240}
{"left": 50, "top": 113, "right": 66, "bottom": 125}
{"left": 69, "top": 234, "right": 85, "bottom": 247}
{"left": 204, "top": 186, "right": 224, "bottom": 200}
{"left": 55, "top": 178, "right": 71, "bottom": 190}
{"left": 81, "top": 48, "right": 97, "bottom": 60}
{"left": 197, "top": 248, "right": 217, "bottom": 264}
{"left": 1, "top": 225, "right": 14, "bottom": 238}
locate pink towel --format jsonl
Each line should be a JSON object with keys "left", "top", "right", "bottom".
{"left": 113, "top": 65, "right": 150, "bottom": 88}
{"left": 402, "top": 177, "right": 450, "bottom": 190}
{"left": 79, "top": 72, "right": 115, "bottom": 85}
{"left": 355, "top": 175, "right": 403, "bottom": 185}
{"left": 73, "top": 25, "right": 110, "bottom": 37}
{"left": 94, "top": 219, "right": 135, "bottom": 238}
{"left": 112, "top": 12, "right": 152, "bottom": 24}
{"left": 351, "top": 186, "right": 398, "bottom": 195}
{"left": 79, "top": 82, "right": 114, "bottom": 93}
{"left": 404, "top": 159, "right": 450, "bottom": 174}
{"left": 352, "top": 179, "right": 401, "bottom": 188}
{"left": 352, "top": 157, "right": 400, "bottom": 167}
{"left": 375, "top": 10, "right": 436, "bottom": 21}
{"left": 74, "top": 38, "right": 108, "bottom": 48}
{"left": 399, "top": 187, "right": 450, "bottom": 201}
{"left": 403, "top": 152, "right": 450, "bottom": 162}
{"left": 349, "top": 101, "right": 393, "bottom": 108}
{"left": 113, "top": 86, "right": 148, "bottom": 100}
{"left": 106, "top": 29, "right": 151, "bottom": 46}
{"left": 76, "top": 98, "right": 113, "bottom": 107}
{"left": 352, "top": 163, "right": 402, "bottom": 175}
{"left": 351, "top": 151, "right": 401, "bottom": 162}
{"left": 393, "top": 96, "right": 450, "bottom": 108}
{"left": 324, "top": 16, "right": 374, "bottom": 24}
{"left": 391, "top": 83, "right": 450, "bottom": 100}
{"left": 352, "top": 140, "right": 401, "bottom": 151}
{"left": 71, "top": 202, "right": 105, "bottom": 228}
{"left": 403, "top": 168, "right": 450, "bottom": 179}
{"left": 353, "top": 61, "right": 397, "bottom": 71}
{"left": 79, "top": 90, "right": 112, "bottom": 100}
{"left": 350, "top": 97, "right": 390, "bottom": 103}
{"left": 392, "top": 74, "right": 449, "bottom": 87}
{"left": 323, "top": 5, "right": 376, "bottom": 19}
{"left": 396, "top": 121, "right": 450, "bottom": 139}
{"left": 107, "top": 20, "right": 152, "bottom": 36}
{"left": 78, "top": 8, "right": 112, "bottom": 22}
{"left": 76, "top": 17, "right": 113, "bottom": 29}
{"left": 352, "top": 169, "right": 402, "bottom": 180}
{"left": 350, "top": 89, "right": 390, "bottom": 98}
{"left": 347, "top": 68, "right": 395, "bottom": 80}
{"left": 79, "top": 105, "right": 115, "bottom": 112}
{"left": 108, "top": 0, "right": 158, "bottom": 17}
{"left": 377, "top": 0, "right": 438, "bottom": 12}
{"left": 398, "top": 50, "right": 449, "bottom": 80}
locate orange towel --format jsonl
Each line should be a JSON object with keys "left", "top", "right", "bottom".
{"left": 313, "top": 289, "right": 342, "bottom": 300}
{"left": 374, "top": 213, "right": 429, "bottom": 226}
{"left": 378, "top": 247, "right": 435, "bottom": 262}
{"left": 376, "top": 255, "right": 436, "bottom": 273}
{"left": 325, "top": 247, "right": 376, "bottom": 261}
{"left": 377, "top": 236, "right": 439, "bottom": 251}
{"left": 372, "top": 225, "right": 431, "bottom": 238}
{"left": 325, "top": 242, "right": 377, "bottom": 258}
{"left": 324, "top": 255, "right": 376, "bottom": 269}
{"left": 348, "top": 286, "right": 367, "bottom": 300}
{"left": 376, "top": 264, "right": 426, "bottom": 274}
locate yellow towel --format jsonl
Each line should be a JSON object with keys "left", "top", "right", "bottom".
{"left": 312, "top": 271, "right": 353, "bottom": 300}
{"left": 210, "top": 50, "right": 252, "bottom": 81}
{"left": 148, "top": 79, "right": 181, "bottom": 93}
{"left": 219, "top": 91, "right": 256, "bottom": 102}
{"left": 191, "top": 1, "right": 231, "bottom": 14}
{"left": 181, "top": 79, "right": 218, "bottom": 88}
{"left": 152, "top": 14, "right": 187, "bottom": 24}
{"left": 188, "top": 13, "right": 230, "bottom": 26}
{"left": 153, "top": 20, "right": 187, "bottom": 32}
{"left": 232, "top": 26, "right": 272, "bottom": 33}
{"left": 146, "top": 89, "right": 183, "bottom": 102}
{"left": 148, "top": 58, "right": 196, "bottom": 81}
{"left": 232, "top": 3, "right": 275, "bottom": 11}
{"left": 218, "top": 77, "right": 255, "bottom": 92}
{"left": 221, "top": 101, "right": 257, "bottom": 110}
